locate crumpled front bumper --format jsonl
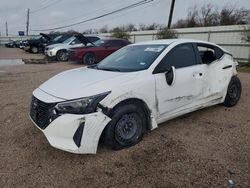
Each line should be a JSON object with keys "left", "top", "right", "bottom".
{"left": 30, "top": 88, "right": 111, "bottom": 154}
{"left": 44, "top": 49, "right": 57, "bottom": 57}
{"left": 30, "top": 111, "right": 111, "bottom": 154}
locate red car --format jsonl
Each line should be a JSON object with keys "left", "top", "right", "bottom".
{"left": 68, "top": 39, "right": 131, "bottom": 64}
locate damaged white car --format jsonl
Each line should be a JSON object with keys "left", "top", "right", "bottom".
{"left": 29, "top": 39, "right": 241, "bottom": 154}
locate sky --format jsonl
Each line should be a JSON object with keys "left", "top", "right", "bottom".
{"left": 0, "top": 0, "right": 250, "bottom": 35}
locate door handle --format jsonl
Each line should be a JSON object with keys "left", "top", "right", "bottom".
{"left": 222, "top": 65, "right": 233, "bottom": 69}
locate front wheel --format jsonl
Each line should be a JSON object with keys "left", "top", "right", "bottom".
{"left": 223, "top": 76, "right": 242, "bottom": 107}
{"left": 83, "top": 53, "right": 96, "bottom": 65}
{"left": 31, "top": 46, "right": 38, "bottom": 53}
{"left": 103, "top": 104, "right": 146, "bottom": 150}
{"left": 56, "top": 50, "right": 68, "bottom": 61}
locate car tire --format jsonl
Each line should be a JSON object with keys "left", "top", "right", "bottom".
{"left": 223, "top": 76, "right": 242, "bottom": 107}
{"left": 31, "top": 46, "right": 38, "bottom": 53}
{"left": 56, "top": 50, "right": 68, "bottom": 61}
{"left": 83, "top": 53, "right": 96, "bottom": 65}
{"left": 103, "top": 104, "right": 146, "bottom": 150}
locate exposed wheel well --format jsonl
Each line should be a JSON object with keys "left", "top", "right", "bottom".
{"left": 57, "top": 49, "right": 67, "bottom": 54}
{"left": 109, "top": 98, "right": 152, "bottom": 130}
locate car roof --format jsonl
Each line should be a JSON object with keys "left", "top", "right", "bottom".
{"left": 131, "top": 39, "right": 227, "bottom": 52}
{"left": 132, "top": 39, "right": 216, "bottom": 46}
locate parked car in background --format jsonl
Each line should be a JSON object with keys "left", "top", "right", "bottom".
{"left": 5, "top": 40, "right": 15, "bottom": 48}
{"left": 29, "top": 39, "right": 241, "bottom": 154}
{"left": 5, "top": 40, "right": 21, "bottom": 48}
{"left": 45, "top": 34, "right": 100, "bottom": 61}
{"left": 24, "top": 33, "right": 55, "bottom": 53}
{"left": 68, "top": 38, "right": 131, "bottom": 64}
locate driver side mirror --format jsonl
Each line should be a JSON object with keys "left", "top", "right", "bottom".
{"left": 165, "top": 66, "right": 175, "bottom": 86}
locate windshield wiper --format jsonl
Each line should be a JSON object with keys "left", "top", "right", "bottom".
{"left": 99, "top": 67, "right": 121, "bottom": 72}
{"left": 87, "top": 64, "right": 98, "bottom": 69}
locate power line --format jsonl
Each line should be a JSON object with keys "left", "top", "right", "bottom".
{"left": 30, "top": 0, "right": 63, "bottom": 14}
{"left": 31, "top": 0, "right": 154, "bottom": 31}
{"left": 74, "top": 0, "right": 163, "bottom": 30}
{"left": 31, "top": 0, "right": 125, "bottom": 28}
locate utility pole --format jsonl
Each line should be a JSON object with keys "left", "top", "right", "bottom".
{"left": 167, "top": 0, "right": 176, "bottom": 29}
{"left": 5, "top": 21, "right": 8, "bottom": 36}
{"left": 26, "top": 8, "right": 30, "bottom": 36}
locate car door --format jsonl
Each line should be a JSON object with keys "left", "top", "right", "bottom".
{"left": 153, "top": 43, "right": 207, "bottom": 117}
{"left": 194, "top": 43, "right": 232, "bottom": 101}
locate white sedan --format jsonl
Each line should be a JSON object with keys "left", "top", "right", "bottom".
{"left": 29, "top": 39, "right": 241, "bottom": 154}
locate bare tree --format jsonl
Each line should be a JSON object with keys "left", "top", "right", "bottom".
{"left": 125, "top": 24, "right": 137, "bottom": 32}
{"left": 138, "top": 23, "right": 159, "bottom": 31}
{"left": 110, "top": 27, "right": 130, "bottom": 40}
{"left": 220, "top": 6, "right": 250, "bottom": 25}
{"left": 186, "top": 6, "right": 199, "bottom": 27}
{"left": 82, "top": 29, "right": 93, "bottom": 34}
{"left": 199, "top": 4, "right": 219, "bottom": 26}
{"left": 173, "top": 4, "right": 250, "bottom": 28}
{"left": 99, "top": 25, "right": 109, "bottom": 33}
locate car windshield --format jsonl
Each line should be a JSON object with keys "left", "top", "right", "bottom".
{"left": 63, "top": 36, "right": 74, "bottom": 44}
{"left": 93, "top": 44, "right": 167, "bottom": 72}
{"left": 53, "top": 35, "right": 62, "bottom": 42}
{"left": 93, "top": 40, "right": 105, "bottom": 47}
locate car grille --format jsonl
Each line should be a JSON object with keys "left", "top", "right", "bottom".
{"left": 30, "top": 96, "right": 57, "bottom": 130}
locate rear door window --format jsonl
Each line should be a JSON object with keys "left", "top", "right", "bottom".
{"left": 196, "top": 43, "right": 224, "bottom": 64}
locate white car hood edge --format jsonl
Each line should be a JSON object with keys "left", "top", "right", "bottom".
{"left": 39, "top": 67, "right": 139, "bottom": 100}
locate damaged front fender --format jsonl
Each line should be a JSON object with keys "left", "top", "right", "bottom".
{"left": 42, "top": 112, "right": 111, "bottom": 154}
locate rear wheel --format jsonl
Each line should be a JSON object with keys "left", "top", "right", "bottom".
{"left": 31, "top": 46, "right": 38, "bottom": 53}
{"left": 56, "top": 50, "right": 68, "bottom": 61}
{"left": 103, "top": 104, "right": 146, "bottom": 150}
{"left": 83, "top": 53, "right": 96, "bottom": 65}
{"left": 223, "top": 76, "right": 241, "bottom": 107}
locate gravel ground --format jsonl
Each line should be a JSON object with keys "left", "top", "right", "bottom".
{"left": 0, "top": 46, "right": 44, "bottom": 59}
{"left": 0, "top": 48, "right": 249, "bottom": 187}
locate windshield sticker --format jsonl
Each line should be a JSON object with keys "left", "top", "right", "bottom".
{"left": 144, "top": 46, "right": 165, "bottom": 52}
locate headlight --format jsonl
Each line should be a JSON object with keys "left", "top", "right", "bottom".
{"left": 54, "top": 91, "right": 110, "bottom": 114}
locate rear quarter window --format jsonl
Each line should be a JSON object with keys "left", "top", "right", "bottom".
{"left": 196, "top": 43, "right": 225, "bottom": 64}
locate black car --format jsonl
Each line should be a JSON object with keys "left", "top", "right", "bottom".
{"left": 24, "top": 33, "right": 58, "bottom": 53}
{"left": 5, "top": 40, "right": 20, "bottom": 48}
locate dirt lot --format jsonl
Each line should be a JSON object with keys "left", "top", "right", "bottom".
{"left": 0, "top": 46, "right": 44, "bottom": 59}
{"left": 0, "top": 47, "right": 249, "bottom": 187}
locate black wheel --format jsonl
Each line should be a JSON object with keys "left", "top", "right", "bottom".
{"left": 83, "top": 53, "right": 96, "bottom": 65}
{"left": 224, "top": 76, "right": 241, "bottom": 107}
{"left": 103, "top": 104, "right": 146, "bottom": 150}
{"left": 31, "top": 46, "right": 38, "bottom": 53}
{"left": 56, "top": 50, "right": 68, "bottom": 61}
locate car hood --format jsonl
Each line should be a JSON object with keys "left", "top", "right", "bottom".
{"left": 74, "top": 34, "right": 94, "bottom": 46}
{"left": 39, "top": 67, "right": 138, "bottom": 100}
{"left": 40, "top": 33, "right": 52, "bottom": 40}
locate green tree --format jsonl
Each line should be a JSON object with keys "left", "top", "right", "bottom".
{"left": 111, "top": 27, "right": 131, "bottom": 40}
{"left": 156, "top": 28, "right": 178, "bottom": 39}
